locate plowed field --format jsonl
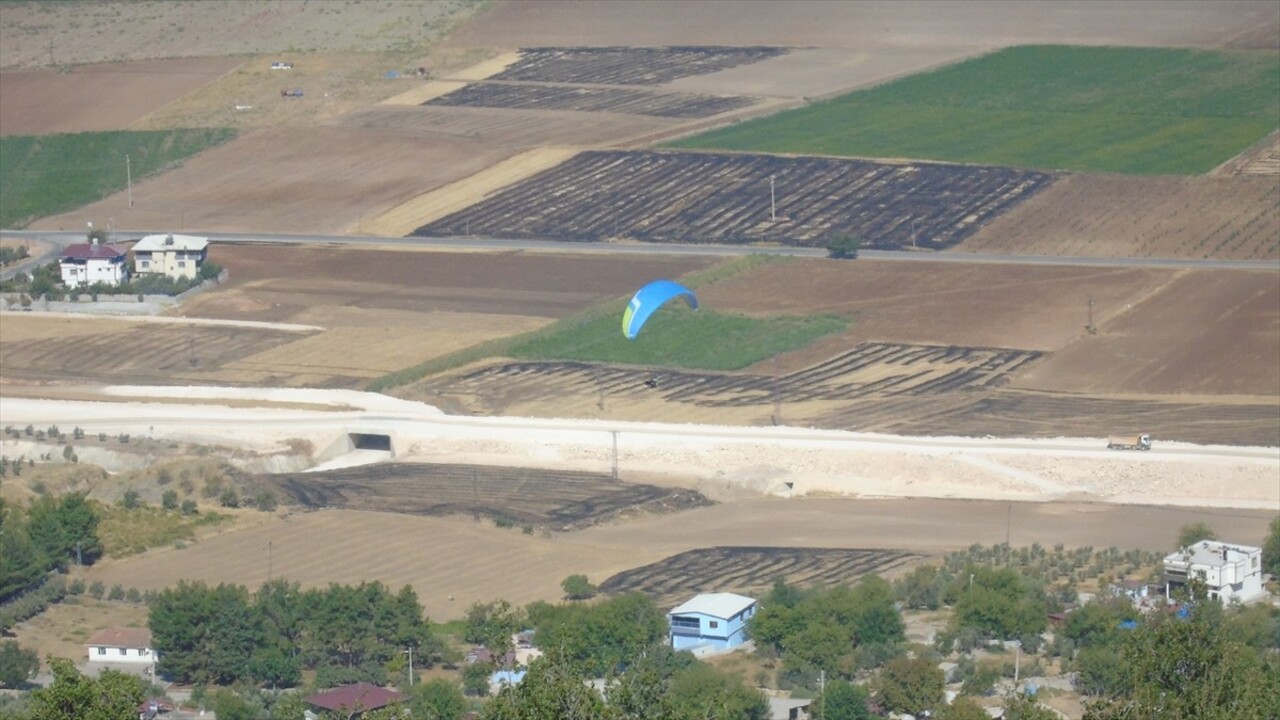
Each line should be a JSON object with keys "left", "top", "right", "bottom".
{"left": 426, "top": 83, "right": 757, "bottom": 119}
{"left": 600, "top": 546, "right": 921, "bottom": 608}
{"left": 961, "top": 174, "right": 1280, "bottom": 261}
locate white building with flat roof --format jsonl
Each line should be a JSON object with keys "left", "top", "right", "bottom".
{"left": 1163, "top": 540, "right": 1265, "bottom": 604}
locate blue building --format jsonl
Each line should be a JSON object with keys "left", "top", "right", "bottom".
{"left": 668, "top": 592, "right": 757, "bottom": 652}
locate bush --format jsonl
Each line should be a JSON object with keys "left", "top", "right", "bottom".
{"left": 161, "top": 489, "right": 179, "bottom": 511}
{"left": 88, "top": 580, "right": 105, "bottom": 600}
{"left": 107, "top": 584, "right": 125, "bottom": 601}
{"left": 67, "top": 578, "right": 86, "bottom": 595}
{"left": 826, "top": 233, "right": 861, "bottom": 259}
{"left": 219, "top": 487, "right": 240, "bottom": 509}
{"left": 253, "top": 489, "right": 277, "bottom": 512}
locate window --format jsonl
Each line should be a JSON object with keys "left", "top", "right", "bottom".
{"left": 140, "top": 260, "right": 149, "bottom": 268}
{"left": 119, "top": 648, "right": 127, "bottom": 656}
{"left": 178, "top": 261, "right": 186, "bottom": 268}
{"left": 709, "top": 621, "right": 719, "bottom": 628}
{"left": 97, "top": 647, "right": 106, "bottom": 655}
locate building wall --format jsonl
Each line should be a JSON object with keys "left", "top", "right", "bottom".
{"left": 60, "top": 258, "right": 126, "bottom": 288}
{"left": 669, "top": 604, "right": 756, "bottom": 651}
{"left": 87, "top": 645, "right": 155, "bottom": 665}
{"left": 136, "top": 249, "right": 204, "bottom": 280}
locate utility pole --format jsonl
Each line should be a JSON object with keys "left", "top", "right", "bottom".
{"left": 1006, "top": 503, "right": 1012, "bottom": 546}
{"left": 404, "top": 647, "right": 414, "bottom": 687}
{"left": 818, "top": 670, "right": 825, "bottom": 719}
{"left": 1086, "top": 294, "right": 1097, "bottom": 334}
{"left": 126, "top": 154, "right": 133, "bottom": 208}
{"left": 769, "top": 175, "right": 776, "bottom": 222}
{"left": 771, "top": 354, "right": 782, "bottom": 426}
{"left": 611, "top": 430, "right": 619, "bottom": 481}
{"left": 268, "top": 540, "right": 273, "bottom": 582}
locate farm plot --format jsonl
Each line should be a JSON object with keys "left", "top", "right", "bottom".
{"left": 415, "top": 343, "right": 1042, "bottom": 417}
{"left": 411, "top": 150, "right": 1053, "bottom": 249}
{"left": 961, "top": 174, "right": 1280, "bottom": 260}
{"left": 0, "top": 317, "right": 306, "bottom": 386}
{"left": 425, "top": 82, "right": 757, "bottom": 118}
{"left": 599, "top": 546, "right": 921, "bottom": 607}
{"left": 264, "top": 462, "right": 712, "bottom": 531}
{"left": 489, "top": 46, "right": 789, "bottom": 85}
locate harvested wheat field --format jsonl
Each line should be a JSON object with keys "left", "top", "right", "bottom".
{"left": 960, "top": 174, "right": 1280, "bottom": 261}
{"left": 78, "top": 498, "right": 1280, "bottom": 621}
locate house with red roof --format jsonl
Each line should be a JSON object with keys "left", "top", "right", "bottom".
{"left": 86, "top": 627, "right": 156, "bottom": 677}
{"left": 59, "top": 241, "right": 129, "bottom": 288}
{"left": 304, "top": 682, "right": 405, "bottom": 720}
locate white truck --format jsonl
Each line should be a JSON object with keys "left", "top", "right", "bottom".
{"left": 1107, "top": 433, "right": 1152, "bottom": 451}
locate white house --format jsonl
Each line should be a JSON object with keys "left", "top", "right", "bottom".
{"left": 1163, "top": 540, "right": 1265, "bottom": 603}
{"left": 132, "top": 233, "right": 209, "bottom": 280}
{"left": 668, "top": 592, "right": 757, "bottom": 652}
{"left": 85, "top": 627, "right": 157, "bottom": 674}
{"left": 58, "top": 242, "right": 129, "bottom": 288}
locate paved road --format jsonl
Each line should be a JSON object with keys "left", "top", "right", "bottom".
{"left": 5, "top": 229, "right": 1278, "bottom": 271}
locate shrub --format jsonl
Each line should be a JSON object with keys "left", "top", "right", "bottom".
{"left": 107, "top": 584, "right": 125, "bottom": 601}
{"left": 88, "top": 580, "right": 105, "bottom": 600}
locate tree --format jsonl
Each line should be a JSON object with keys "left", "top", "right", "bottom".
{"left": 149, "top": 581, "right": 262, "bottom": 684}
{"left": 0, "top": 641, "right": 39, "bottom": 688}
{"left": 482, "top": 654, "right": 605, "bottom": 720}
{"left": 409, "top": 678, "right": 467, "bottom": 720}
{"left": 875, "top": 656, "right": 944, "bottom": 717}
{"left": 26, "top": 493, "right": 101, "bottom": 568}
{"left": 667, "top": 662, "right": 770, "bottom": 720}
{"left": 937, "top": 696, "right": 995, "bottom": 720}
{"left": 826, "top": 233, "right": 861, "bottom": 259}
{"left": 1262, "top": 514, "right": 1280, "bottom": 578}
{"left": 816, "top": 679, "right": 872, "bottom": 720}
{"left": 462, "top": 662, "right": 493, "bottom": 697}
{"left": 561, "top": 574, "right": 597, "bottom": 601}
{"left": 1003, "top": 693, "right": 1059, "bottom": 720}
{"left": 0, "top": 502, "right": 45, "bottom": 603}
{"left": 28, "top": 657, "right": 145, "bottom": 720}
{"left": 161, "top": 489, "right": 179, "bottom": 511}
{"left": 465, "top": 600, "right": 523, "bottom": 660}
{"left": 1177, "top": 522, "right": 1218, "bottom": 548}
{"left": 1083, "top": 609, "right": 1280, "bottom": 720}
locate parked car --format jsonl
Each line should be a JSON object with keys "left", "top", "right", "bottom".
{"left": 271, "top": 61, "right": 294, "bottom": 70}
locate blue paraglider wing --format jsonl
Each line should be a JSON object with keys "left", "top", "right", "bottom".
{"left": 622, "top": 279, "right": 698, "bottom": 339}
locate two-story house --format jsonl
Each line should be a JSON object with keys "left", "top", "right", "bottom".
{"left": 131, "top": 233, "right": 208, "bottom": 280}
{"left": 1163, "top": 540, "right": 1265, "bottom": 603}
{"left": 58, "top": 242, "right": 129, "bottom": 288}
{"left": 668, "top": 592, "right": 757, "bottom": 652}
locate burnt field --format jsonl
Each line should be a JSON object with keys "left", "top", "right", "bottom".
{"left": 600, "top": 546, "right": 922, "bottom": 607}
{"left": 420, "top": 343, "right": 1044, "bottom": 409}
{"left": 265, "top": 462, "right": 712, "bottom": 530}
{"left": 490, "top": 46, "right": 789, "bottom": 85}
{"left": 425, "top": 82, "right": 757, "bottom": 118}
{"left": 411, "top": 150, "right": 1053, "bottom": 248}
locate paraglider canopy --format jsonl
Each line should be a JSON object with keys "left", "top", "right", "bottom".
{"left": 622, "top": 279, "right": 698, "bottom": 339}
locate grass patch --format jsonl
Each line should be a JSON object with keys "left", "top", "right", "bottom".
{"left": 0, "top": 127, "right": 236, "bottom": 228}
{"left": 96, "top": 505, "right": 230, "bottom": 559}
{"left": 368, "top": 255, "right": 797, "bottom": 391}
{"left": 510, "top": 307, "right": 846, "bottom": 371}
{"left": 666, "top": 45, "right": 1280, "bottom": 174}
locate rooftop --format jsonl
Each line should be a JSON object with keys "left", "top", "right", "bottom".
{"left": 305, "top": 682, "right": 404, "bottom": 713}
{"left": 60, "top": 243, "right": 127, "bottom": 260}
{"left": 86, "top": 627, "right": 152, "bottom": 648}
{"left": 1164, "top": 540, "right": 1261, "bottom": 567}
{"left": 133, "top": 233, "right": 208, "bottom": 252}
{"left": 669, "top": 592, "right": 756, "bottom": 620}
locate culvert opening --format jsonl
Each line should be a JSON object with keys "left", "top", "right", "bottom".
{"left": 350, "top": 433, "right": 392, "bottom": 452}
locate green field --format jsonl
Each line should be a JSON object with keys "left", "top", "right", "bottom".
{"left": 508, "top": 306, "right": 847, "bottom": 371}
{"left": 0, "top": 128, "right": 236, "bottom": 228}
{"left": 666, "top": 46, "right": 1280, "bottom": 174}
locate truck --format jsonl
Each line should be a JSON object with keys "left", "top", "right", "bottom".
{"left": 1107, "top": 433, "right": 1152, "bottom": 451}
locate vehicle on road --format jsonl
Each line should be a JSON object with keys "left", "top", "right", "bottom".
{"left": 1108, "top": 433, "right": 1152, "bottom": 451}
